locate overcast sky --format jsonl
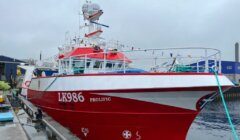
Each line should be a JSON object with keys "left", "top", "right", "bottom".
{"left": 0, "top": 0, "right": 240, "bottom": 61}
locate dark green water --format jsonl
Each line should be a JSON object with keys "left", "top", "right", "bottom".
{"left": 188, "top": 96, "right": 240, "bottom": 140}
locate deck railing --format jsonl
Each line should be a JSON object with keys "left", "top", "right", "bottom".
{"left": 58, "top": 47, "right": 221, "bottom": 75}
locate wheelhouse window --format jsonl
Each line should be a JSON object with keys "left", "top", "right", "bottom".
{"left": 86, "top": 61, "right": 91, "bottom": 68}
{"left": 118, "top": 63, "right": 122, "bottom": 68}
{"left": 106, "top": 62, "right": 113, "bottom": 68}
{"left": 93, "top": 61, "right": 102, "bottom": 68}
{"left": 73, "top": 60, "right": 84, "bottom": 68}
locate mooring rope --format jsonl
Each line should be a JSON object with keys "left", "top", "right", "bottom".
{"left": 43, "top": 76, "right": 58, "bottom": 92}
{"left": 211, "top": 68, "right": 239, "bottom": 140}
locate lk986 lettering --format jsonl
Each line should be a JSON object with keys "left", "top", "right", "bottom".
{"left": 58, "top": 92, "right": 85, "bottom": 103}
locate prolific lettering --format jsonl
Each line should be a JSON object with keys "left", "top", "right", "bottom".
{"left": 58, "top": 92, "right": 85, "bottom": 103}
{"left": 90, "top": 97, "right": 111, "bottom": 103}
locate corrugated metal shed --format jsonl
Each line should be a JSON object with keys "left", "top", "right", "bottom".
{"left": 221, "top": 61, "right": 237, "bottom": 74}
{"left": 190, "top": 60, "right": 240, "bottom": 83}
{"left": 190, "top": 60, "right": 240, "bottom": 74}
{"left": 0, "top": 55, "right": 25, "bottom": 84}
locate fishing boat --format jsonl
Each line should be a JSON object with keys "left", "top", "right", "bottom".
{"left": 23, "top": 1, "right": 233, "bottom": 140}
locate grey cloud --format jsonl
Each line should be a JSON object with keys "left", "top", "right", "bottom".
{"left": 0, "top": 0, "right": 240, "bottom": 60}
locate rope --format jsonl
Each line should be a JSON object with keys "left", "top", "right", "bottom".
{"left": 44, "top": 76, "right": 58, "bottom": 92}
{"left": 211, "top": 68, "right": 239, "bottom": 140}
{"left": 45, "top": 67, "right": 84, "bottom": 92}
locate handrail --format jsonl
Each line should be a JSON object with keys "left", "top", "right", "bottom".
{"left": 58, "top": 47, "right": 221, "bottom": 75}
{"left": 61, "top": 47, "right": 220, "bottom": 58}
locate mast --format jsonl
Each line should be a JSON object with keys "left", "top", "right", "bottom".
{"left": 82, "top": 1, "right": 108, "bottom": 46}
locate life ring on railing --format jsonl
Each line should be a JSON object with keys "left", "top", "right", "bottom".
{"left": 24, "top": 80, "right": 31, "bottom": 87}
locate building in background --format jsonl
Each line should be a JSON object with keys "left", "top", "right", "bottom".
{"left": 0, "top": 55, "right": 26, "bottom": 86}
{"left": 220, "top": 60, "right": 240, "bottom": 83}
{"left": 190, "top": 42, "right": 240, "bottom": 83}
{"left": 222, "top": 42, "right": 240, "bottom": 83}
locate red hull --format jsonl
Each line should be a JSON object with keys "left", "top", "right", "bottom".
{"left": 42, "top": 107, "right": 197, "bottom": 140}
{"left": 27, "top": 88, "right": 214, "bottom": 140}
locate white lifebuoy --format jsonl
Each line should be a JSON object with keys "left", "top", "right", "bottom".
{"left": 24, "top": 81, "right": 31, "bottom": 87}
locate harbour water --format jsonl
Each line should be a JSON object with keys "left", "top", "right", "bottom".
{"left": 188, "top": 95, "right": 240, "bottom": 140}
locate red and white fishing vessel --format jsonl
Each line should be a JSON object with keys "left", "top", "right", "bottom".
{"left": 23, "top": 1, "right": 233, "bottom": 140}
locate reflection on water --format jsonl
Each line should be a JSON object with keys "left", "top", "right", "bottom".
{"left": 187, "top": 96, "right": 240, "bottom": 140}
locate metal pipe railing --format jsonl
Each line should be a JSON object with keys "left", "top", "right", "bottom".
{"left": 57, "top": 47, "right": 221, "bottom": 74}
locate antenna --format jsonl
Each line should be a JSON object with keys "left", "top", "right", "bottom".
{"left": 78, "top": 11, "right": 81, "bottom": 37}
{"left": 78, "top": 0, "right": 82, "bottom": 38}
{"left": 40, "top": 51, "right": 42, "bottom": 61}
{"left": 65, "top": 31, "right": 70, "bottom": 45}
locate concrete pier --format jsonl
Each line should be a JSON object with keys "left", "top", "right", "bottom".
{"left": 0, "top": 122, "right": 28, "bottom": 140}
{"left": 213, "top": 86, "right": 240, "bottom": 102}
{"left": 0, "top": 94, "right": 28, "bottom": 140}
{"left": 0, "top": 91, "right": 79, "bottom": 140}
{"left": 18, "top": 95, "right": 79, "bottom": 140}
